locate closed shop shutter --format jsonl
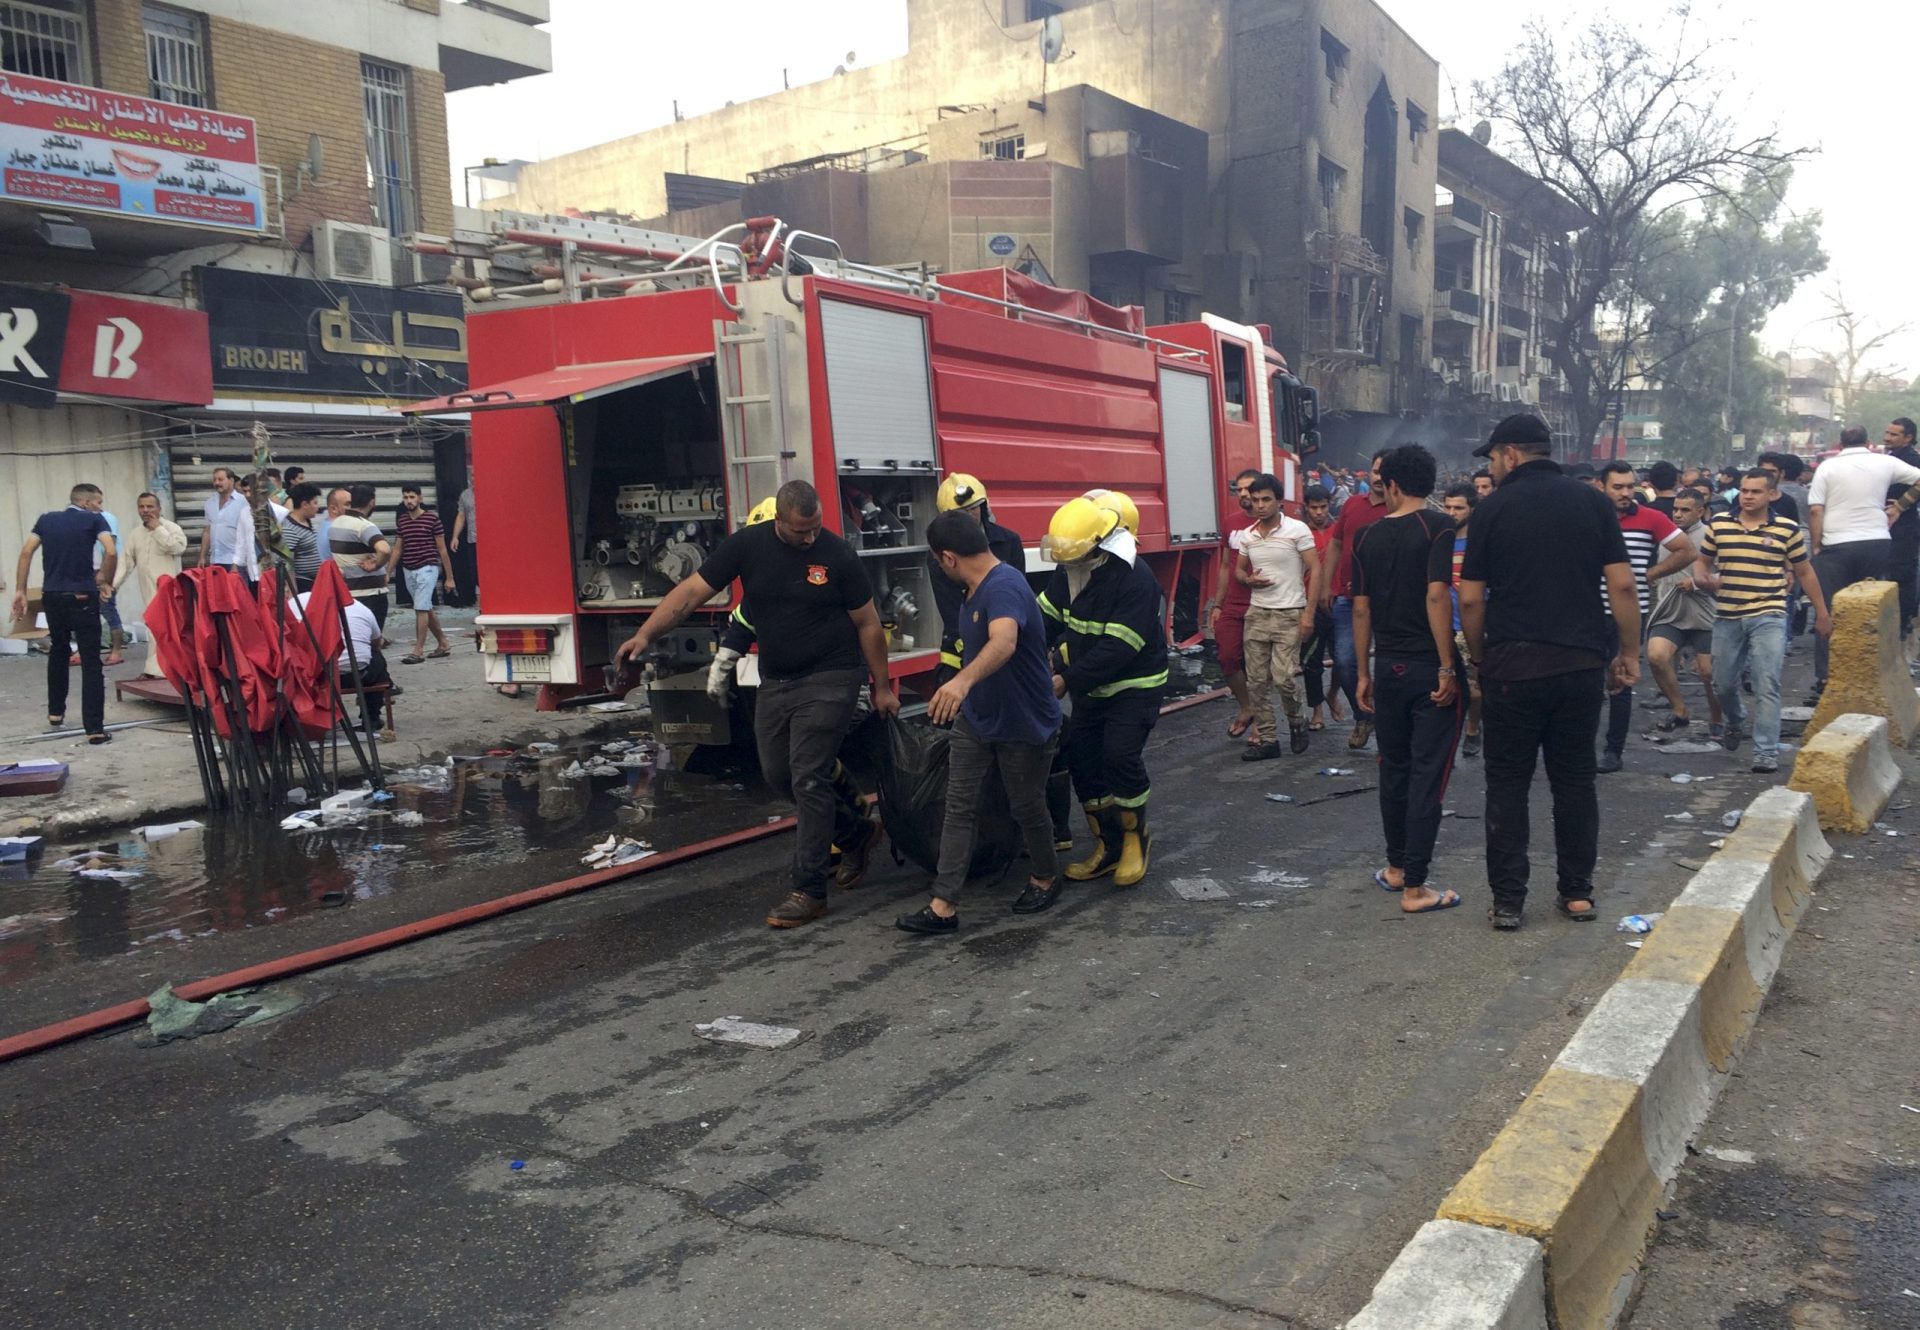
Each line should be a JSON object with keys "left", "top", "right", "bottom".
{"left": 818, "top": 299, "right": 936, "bottom": 472}
{"left": 168, "top": 425, "right": 444, "bottom": 545}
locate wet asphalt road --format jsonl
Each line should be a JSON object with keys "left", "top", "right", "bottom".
{"left": 0, "top": 695, "right": 1823, "bottom": 1329}
{"left": 1625, "top": 813, "right": 1920, "bottom": 1330}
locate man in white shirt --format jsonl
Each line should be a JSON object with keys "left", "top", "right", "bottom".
{"left": 113, "top": 492, "right": 189, "bottom": 677}
{"left": 199, "top": 467, "right": 246, "bottom": 571}
{"left": 1235, "top": 471, "right": 1322, "bottom": 760}
{"left": 292, "top": 591, "right": 388, "bottom": 733}
{"left": 1806, "top": 425, "right": 1920, "bottom": 694}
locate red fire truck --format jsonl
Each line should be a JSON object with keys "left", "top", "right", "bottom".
{"left": 405, "top": 214, "right": 1320, "bottom": 741}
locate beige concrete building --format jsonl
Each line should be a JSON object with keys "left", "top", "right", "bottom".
{"left": 482, "top": 0, "right": 1440, "bottom": 455}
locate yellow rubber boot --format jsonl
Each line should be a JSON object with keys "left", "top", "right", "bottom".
{"left": 1114, "top": 807, "right": 1151, "bottom": 887}
{"left": 1064, "top": 807, "right": 1122, "bottom": 881}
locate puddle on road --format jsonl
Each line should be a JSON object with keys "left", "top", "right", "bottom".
{"left": 0, "top": 739, "right": 780, "bottom": 988}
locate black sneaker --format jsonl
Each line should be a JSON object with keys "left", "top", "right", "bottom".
{"left": 1597, "top": 750, "right": 1622, "bottom": 774}
{"left": 1653, "top": 714, "right": 1691, "bottom": 733}
{"left": 1240, "top": 741, "right": 1281, "bottom": 762}
{"left": 1011, "top": 879, "right": 1061, "bottom": 914}
{"left": 1721, "top": 727, "right": 1744, "bottom": 753}
{"left": 1289, "top": 721, "right": 1311, "bottom": 755}
{"left": 895, "top": 904, "right": 958, "bottom": 935}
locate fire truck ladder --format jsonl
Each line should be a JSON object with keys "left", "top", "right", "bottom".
{"left": 714, "top": 316, "right": 796, "bottom": 526}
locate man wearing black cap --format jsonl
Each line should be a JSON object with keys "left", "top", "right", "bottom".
{"left": 1458, "top": 415, "right": 1641, "bottom": 930}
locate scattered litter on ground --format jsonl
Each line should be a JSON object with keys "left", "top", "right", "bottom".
{"left": 1317, "top": 767, "right": 1355, "bottom": 777}
{"left": 1901, "top": 1104, "right": 1920, "bottom": 1114}
{"left": 1669, "top": 773, "right": 1716, "bottom": 784}
{"left": 1238, "top": 900, "right": 1275, "bottom": 909}
{"left": 1294, "top": 785, "right": 1378, "bottom": 807}
{"left": 693, "top": 1016, "right": 805, "bottom": 1050}
{"left": 1170, "top": 877, "right": 1231, "bottom": 901}
{"left": 1248, "top": 868, "right": 1312, "bottom": 890}
{"left": 1707, "top": 838, "right": 1727, "bottom": 849}
{"left": 1157, "top": 1167, "right": 1205, "bottom": 1189}
{"left": 365, "top": 844, "right": 402, "bottom": 853}
{"left": 1616, "top": 913, "right": 1663, "bottom": 934}
{"left": 1264, "top": 793, "right": 1295, "bottom": 804}
{"left": 77, "top": 868, "right": 142, "bottom": 882}
{"left": 1721, "top": 810, "right": 1744, "bottom": 829}
{"left": 1700, "top": 1145, "right": 1757, "bottom": 1164}
{"left": 280, "top": 810, "right": 324, "bottom": 832}
{"left": 141, "top": 982, "right": 263, "bottom": 1045}
{"left": 391, "top": 810, "right": 426, "bottom": 827}
{"left": 560, "top": 761, "right": 588, "bottom": 780}
{"left": 1778, "top": 706, "right": 1815, "bottom": 722}
{"left": 0, "top": 910, "right": 71, "bottom": 937}
{"left": 1665, "top": 812, "right": 1694, "bottom": 822}
{"left": 584, "top": 760, "right": 621, "bottom": 778}
{"left": 581, "top": 835, "right": 653, "bottom": 869}
{"left": 1439, "top": 809, "right": 1479, "bottom": 819}
{"left": 284, "top": 786, "right": 308, "bottom": 805}
{"left": 587, "top": 700, "right": 636, "bottom": 712}
{"left": 387, "top": 765, "right": 452, "bottom": 792}
{"left": 509, "top": 1160, "right": 526, "bottom": 1171}
{"left": 0, "top": 835, "right": 44, "bottom": 861}
{"left": 137, "top": 820, "right": 204, "bottom": 842}
{"left": 1624, "top": 940, "right": 1643, "bottom": 949}
{"left": 527, "top": 742, "right": 559, "bottom": 755}
{"left": 1652, "top": 741, "right": 1726, "bottom": 754}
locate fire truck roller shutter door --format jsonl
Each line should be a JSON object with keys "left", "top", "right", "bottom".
{"left": 818, "top": 300, "right": 937, "bottom": 472}
{"left": 1157, "top": 368, "right": 1221, "bottom": 545}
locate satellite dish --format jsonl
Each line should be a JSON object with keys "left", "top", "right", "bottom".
{"left": 1040, "top": 15, "right": 1065, "bottom": 63}
{"left": 305, "top": 132, "right": 324, "bottom": 181}
{"left": 845, "top": 50, "right": 857, "bottom": 64}
{"left": 1471, "top": 119, "right": 1493, "bottom": 145}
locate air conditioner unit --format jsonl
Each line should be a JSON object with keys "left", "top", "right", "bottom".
{"left": 1471, "top": 371, "right": 1493, "bottom": 396}
{"left": 312, "top": 220, "right": 394, "bottom": 286}
{"left": 1532, "top": 356, "right": 1556, "bottom": 377}
{"left": 395, "top": 235, "right": 457, "bottom": 288}
{"left": 1496, "top": 383, "right": 1519, "bottom": 402}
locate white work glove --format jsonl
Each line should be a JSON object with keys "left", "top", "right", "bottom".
{"left": 706, "top": 646, "right": 742, "bottom": 701}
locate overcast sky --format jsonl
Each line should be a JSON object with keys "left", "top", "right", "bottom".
{"left": 447, "top": 0, "right": 1920, "bottom": 377}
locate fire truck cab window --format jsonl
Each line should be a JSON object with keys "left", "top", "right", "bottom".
{"left": 567, "top": 367, "right": 727, "bottom": 608}
{"left": 1220, "top": 341, "right": 1248, "bottom": 422}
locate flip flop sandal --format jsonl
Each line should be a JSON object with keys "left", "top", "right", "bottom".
{"left": 426, "top": 648, "right": 452, "bottom": 659}
{"left": 1373, "top": 868, "right": 1404, "bottom": 892}
{"left": 1309, "top": 720, "right": 1326, "bottom": 731}
{"left": 1403, "top": 890, "right": 1460, "bottom": 915}
{"left": 1556, "top": 898, "right": 1599, "bottom": 922}
{"left": 401, "top": 655, "right": 426, "bottom": 665}
{"left": 48, "top": 714, "right": 64, "bottom": 728}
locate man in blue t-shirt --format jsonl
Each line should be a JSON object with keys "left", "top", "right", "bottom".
{"left": 11, "top": 484, "right": 117, "bottom": 742}
{"left": 897, "top": 510, "right": 1064, "bottom": 935}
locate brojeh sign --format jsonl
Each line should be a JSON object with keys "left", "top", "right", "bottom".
{"left": 0, "top": 72, "right": 263, "bottom": 232}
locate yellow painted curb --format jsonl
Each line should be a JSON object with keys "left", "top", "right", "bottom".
{"left": 1790, "top": 713, "right": 1901, "bottom": 833}
{"left": 1439, "top": 1068, "right": 1656, "bottom": 1330}
{"left": 1623, "top": 905, "right": 1762, "bottom": 1072}
{"left": 1806, "top": 581, "right": 1919, "bottom": 747}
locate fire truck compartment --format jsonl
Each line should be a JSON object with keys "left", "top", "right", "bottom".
{"left": 566, "top": 362, "right": 727, "bottom": 610}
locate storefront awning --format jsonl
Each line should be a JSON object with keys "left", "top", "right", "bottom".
{"left": 396, "top": 353, "right": 712, "bottom": 416}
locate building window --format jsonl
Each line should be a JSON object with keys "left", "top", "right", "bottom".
{"left": 1220, "top": 341, "right": 1248, "bottom": 421}
{"left": 0, "top": 0, "right": 86, "bottom": 82}
{"left": 144, "top": 5, "right": 207, "bottom": 107}
{"left": 980, "top": 133, "right": 1026, "bottom": 161}
{"left": 362, "top": 58, "right": 416, "bottom": 234}
{"left": 1403, "top": 207, "right": 1424, "bottom": 259}
{"left": 1406, "top": 102, "right": 1429, "bottom": 161}
{"left": 1022, "top": 0, "right": 1064, "bottom": 18}
{"left": 1162, "top": 289, "right": 1193, "bottom": 323}
{"left": 1308, "top": 265, "right": 1382, "bottom": 358}
{"left": 1316, "top": 155, "right": 1346, "bottom": 219}
{"left": 1320, "top": 30, "right": 1348, "bottom": 105}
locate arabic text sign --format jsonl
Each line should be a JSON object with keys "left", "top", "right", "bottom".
{"left": 199, "top": 267, "right": 468, "bottom": 401}
{"left": 0, "top": 72, "right": 262, "bottom": 232}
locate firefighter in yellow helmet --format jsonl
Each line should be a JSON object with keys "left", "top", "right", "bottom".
{"left": 1081, "top": 488, "right": 1141, "bottom": 538}
{"left": 1037, "top": 492, "right": 1168, "bottom": 887}
{"left": 929, "top": 472, "right": 1026, "bottom": 687}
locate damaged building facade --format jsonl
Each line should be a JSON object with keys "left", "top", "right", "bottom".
{"left": 479, "top": 0, "right": 1439, "bottom": 461}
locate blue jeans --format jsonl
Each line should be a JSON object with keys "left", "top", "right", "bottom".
{"left": 1332, "top": 596, "right": 1373, "bottom": 720}
{"left": 1712, "top": 613, "right": 1786, "bottom": 759}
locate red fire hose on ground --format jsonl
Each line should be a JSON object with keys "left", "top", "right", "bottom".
{"left": 0, "top": 689, "right": 1229, "bottom": 1066}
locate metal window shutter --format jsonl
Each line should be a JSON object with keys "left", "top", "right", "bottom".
{"left": 1159, "top": 369, "right": 1220, "bottom": 544}
{"left": 818, "top": 300, "right": 936, "bottom": 471}
{"left": 168, "top": 432, "right": 440, "bottom": 545}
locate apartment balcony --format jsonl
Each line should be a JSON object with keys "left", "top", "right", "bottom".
{"left": 1437, "top": 196, "right": 1484, "bottom": 240}
{"left": 1503, "top": 219, "right": 1535, "bottom": 254}
{"left": 1498, "top": 300, "right": 1530, "bottom": 335}
{"left": 440, "top": 0, "right": 553, "bottom": 91}
{"left": 1433, "top": 287, "right": 1481, "bottom": 325}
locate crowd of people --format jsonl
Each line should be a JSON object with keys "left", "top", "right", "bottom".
{"left": 8, "top": 466, "right": 485, "bottom": 743}
{"left": 615, "top": 414, "right": 1920, "bottom": 937}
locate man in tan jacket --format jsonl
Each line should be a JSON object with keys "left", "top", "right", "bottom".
{"left": 113, "top": 492, "right": 188, "bottom": 677}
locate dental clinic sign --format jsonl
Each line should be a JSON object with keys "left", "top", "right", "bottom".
{"left": 0, "top": 72, "right": 263, "bottom": 232}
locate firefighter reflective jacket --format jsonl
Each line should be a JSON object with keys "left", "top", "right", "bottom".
{"left": 1038, "top": 555, "right": 1169, "bottom": 698}
{"left": 928, "top": 518, "right": 1026, "bottom": 670}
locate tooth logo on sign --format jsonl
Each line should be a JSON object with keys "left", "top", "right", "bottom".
{"left": 0, "top": 308, "right": 46, "bottom": 377}
{"left": 92, "top": 316, "right": 143, "bottom": 380}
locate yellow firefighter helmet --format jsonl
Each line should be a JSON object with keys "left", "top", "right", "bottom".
{"left": 1040, "top": 495, "right": 1121, "bottom": 564}
{"left": 745, "top": 496, "right": 777, "bottom": 525}
{"left": 937, "top": 472, "right": 990, "bottom": 513}
{"left": 1082, "top": 488, "right": 1141, "bottom": 537}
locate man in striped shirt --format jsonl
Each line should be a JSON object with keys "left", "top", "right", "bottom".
{"left": 1694, "top": 470, "right": 1832, "bottom": 774}
{"left": 1598, "top": 461, "right": 1694, "bottom": 773}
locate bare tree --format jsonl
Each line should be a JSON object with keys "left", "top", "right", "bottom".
{"left": 1821, "top": 285, "right": 1911, "bottom": 420}
{"left": 1476, "top": 6, "right": 1809, "bottom": 454}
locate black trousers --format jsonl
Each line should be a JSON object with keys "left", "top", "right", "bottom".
{"left": 452, "top": 539, "right": 480, "bottom": 608}
{"left": 1064, "top": 687, "right": 1161, "bottom": 809}
{"left": 1481, "top": 667, "right": 1606, "bottom": 910}
{"left": 756, "top": 668, "right": 866, "bottom": 897}
{"left": 1373, "top": 656, "right": 1465, "bottom": 889}
{"left": 1891, "top": 530, "right": 1918, "bottom": 638}
{"left": 1812, "top": 539, "right": 1892, "bottom": 682}
{"left": 44, "top": 590, "right": 104, "bottom": 734}
{"left": 1604, "top": 682, "right": 1634, "bottom": 755}
{"left": 1301, "top": 605, "right": 1350, "bottom": 712}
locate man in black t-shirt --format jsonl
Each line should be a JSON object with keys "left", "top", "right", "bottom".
{"left": 1352, "top": 444, "right": 1464, "bottom": 916}
{"left": 11, "top": 483, "right": 117, "bottom": 742}
{"left": 616, "top": 480, "right": 900, "bottom": 928}
{"left": 1460, "top": 415, "right": 1640, "bottom": 931}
